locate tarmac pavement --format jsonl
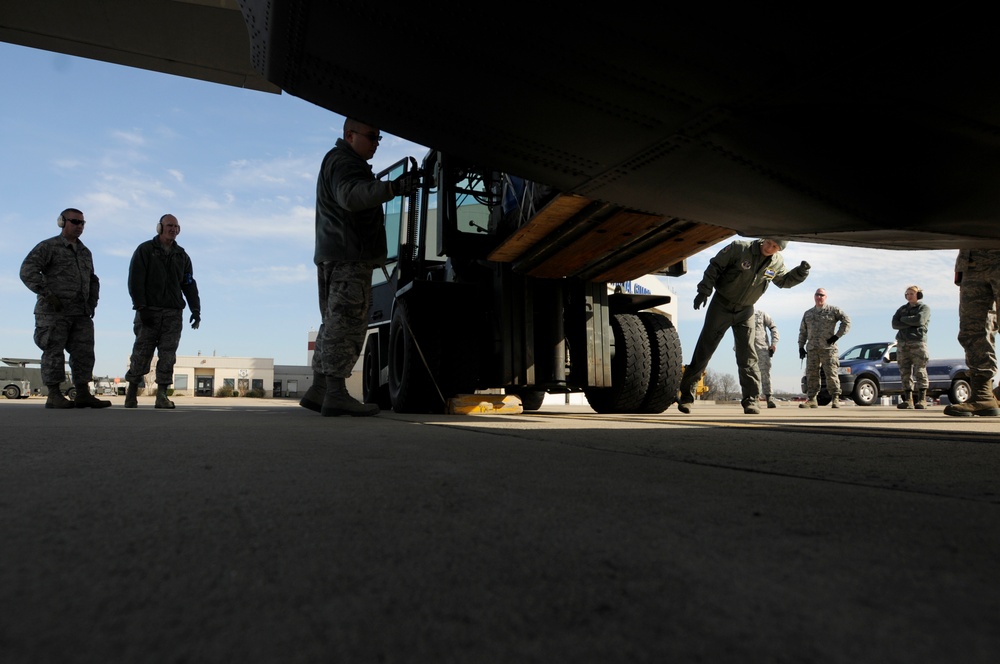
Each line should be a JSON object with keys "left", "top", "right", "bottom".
{"left": 2, "top": 396, "right": 999, "bottom": 663}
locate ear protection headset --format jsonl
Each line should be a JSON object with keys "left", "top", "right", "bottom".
{"left": 156, "top": 215, "right": 179, "bottom": 235}
{"left": 907, "top": 285, "right": 923, "bottom": 300}
{"left": 57, "top": 208, "right": 83, "bottom": 228}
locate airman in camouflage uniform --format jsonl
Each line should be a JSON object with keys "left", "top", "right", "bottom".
{"left": 677, "top": 238, "right": 810, "bottom": 415}
{"left": 798, "top": 288, "right": 850, "bottom": 408}
{"left": 944, "top": 249, "right": 1000, "bottom": 417}
{"left": 19, "top": 208, "right": 110, "bottom": 409}
{"left": 754, "top": 309, "right": 780, "bottom": 408}
{"left": 124, "top": 214, "right": 201, "bottom": 410}
{"left": 301, "top": 118, "right": 420, "bottom": 417}
{"left": 891, "top": 285, "right": 931, "bottom": 409}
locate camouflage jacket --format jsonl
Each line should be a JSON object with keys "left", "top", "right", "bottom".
{"left": 798, "top": 304, "right": 851, "bottom": 351}
{"left": 20, "top": 235, "right": 100, "bottom": 316}
{"left": 753, "top": 309, "right": 779, "bottom": 349}
{"left": 955, "top": 249, "right": 1000, "bottom": 278}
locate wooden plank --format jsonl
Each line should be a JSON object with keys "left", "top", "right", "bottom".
{"left": 524, "top": 209, "right": 671, "bottom": 279}
{"left": 592, "top": 225, "right": 735, "bottom": 282}
{"left": 487, "top": 194, "right": 592, "bottom": 262}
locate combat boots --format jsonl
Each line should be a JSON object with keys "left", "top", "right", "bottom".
{"left": 299, "top": 371, "right": 327, "bottom": 413}
{"left": 155, "top": 384, "right": 175, "bottom": 409}
{"left": 742, "top": 397, "right": 760, "bottom": 414}
{"left": 914, "top": 389, "right": 927, "bottom": 410}
{"left": 124, "top": 382, "right": 139, "bottom": 408}
{"left": 799, "top": 396, "right": 818, "bottom": 408}
{"left": 897, "top": 391, "right": 914, "bottom": 409}
{"left": 321, "top": 376, "right": 379, "bottom": 417}
{"left": 45, "top": 385, "right": 74, "bottom": 409}
{"left": 944, "top": 377, "right": 1000, "bottom": 417}
{"left": 765, "top": 395, "right": 777, "bottom": 409}
{"left": 831, "top": 397, "right": 840, "bottom": 408}
{"left": 75, "top": 385, "right": 111, "bottom": 408}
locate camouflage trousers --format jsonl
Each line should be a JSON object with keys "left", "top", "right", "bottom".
{"left": 957, "top": 268, "right": 1000, "bottom": 383}
{"left": 756, "top": 346, "right": 772, "bottom": 395}
{"left": 125, "top": 309, "right": 184, "bottom": 385}
{"left": 804, "top": 347, "right": 840, "bottom": 398}
{"left": 897, "top": 340, "right": 929, "bottom": 391}
{"left": 312, "top": 261, "right": 373, "bottom": 379}
{"left": 33, "top": 313, "right": 95, "bottom": 386}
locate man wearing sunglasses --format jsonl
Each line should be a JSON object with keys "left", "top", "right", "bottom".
{"left": 798, "top": 289, "right": 851, "bottom": 409}
{"left": 302, "top": 118, "right": 419, "bottom": 417}
{"left": 19, "top": 207, "right": 111, "bottom": 409}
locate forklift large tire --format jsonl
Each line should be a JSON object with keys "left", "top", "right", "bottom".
{"left": 388, "top": 298, "right": 445, "bottom": 413}
{"left": 583, "top": 313, "right": 651, "bottom": 414}
{"left": 637, "top": 311, "right": 683, "bottom": 413}
{"left": 362, "top": 334, "right": 391, "bottom": 409}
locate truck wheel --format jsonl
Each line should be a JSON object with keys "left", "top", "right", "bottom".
{"left": 637, "top": 312, "right": 682, "bottom": 413}
{"left": 388, "top": 298, "right": 444, "bottom": 413}
{"left": 3, "top": 385, "right": 20, "bottom": 399}
{"left": 584, "top": 313, "right": 651, "bottom": 414}
{"left": 852, "top": 377, "right": 879, "bottom": 406}
{"left": 362, "top": 334, "right": 391, "bottom": 409}
{"left": 949, "top": 378, "right": 970, "bottom": 404}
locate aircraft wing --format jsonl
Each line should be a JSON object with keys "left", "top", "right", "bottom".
{"left": 234, "top": 1, "right": 1000, "bottom": 250}
{"left": 4, "top": 1, "right": 998, "bottom": 251}
{"left": 0, "top": 0, "right": 277, "bottom": 93}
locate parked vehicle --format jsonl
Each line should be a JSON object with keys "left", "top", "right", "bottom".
{"left": 0, "top": 359, "right": 76, "bottom": 399}
{"left": 0, "top": 366, "right": 31, "bottom": 399}
{"left": 801, "top": 342, "right": 970, "bottom": 406}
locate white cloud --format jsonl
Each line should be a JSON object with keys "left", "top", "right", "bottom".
{"left": 111, "top": 129, "right": 145, "bottom": 146}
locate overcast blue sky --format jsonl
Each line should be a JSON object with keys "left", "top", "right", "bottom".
{"left": 0, "top": 42, "right": 964, "bottom": 394}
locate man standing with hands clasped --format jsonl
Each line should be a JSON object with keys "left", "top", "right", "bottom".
{"left": 20, "top": 207, "right": 111, "bottom": 409}
{"left": 123, "top": 214, "right": 201, "bottom": 409}
{"left": 798, "top": 288, "right": 850, "bottom": 408}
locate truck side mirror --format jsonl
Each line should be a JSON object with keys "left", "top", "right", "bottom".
{"left": 885, "top": 351, "right": 897, "bottom": 362}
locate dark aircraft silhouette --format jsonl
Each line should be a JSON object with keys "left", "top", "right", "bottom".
{"left": 4, "top": 1, "right": 999, "bottom": 253}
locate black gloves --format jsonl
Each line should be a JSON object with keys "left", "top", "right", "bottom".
{"left": 768, "top": 348, "right": 775, "bottom": 358}
{"left": 44, "top": 293, "right": 63, "bottom": 312}
{"left": 827, "top": 335, "right": 838, "bottom": 345}
{"left": 799, "top": 347, "right": 807, "bottom": 360}
{"left": 391, "top": 170, "right": 421, "bottom": 197}
{"left": 190, "top": 313, "right": 201, "bottom": 330}
{"left": 800, "top": 261, "right": 811, "bottom": 271}
{"left": 693, "top": 293, "right": 708, "bottom": 310}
